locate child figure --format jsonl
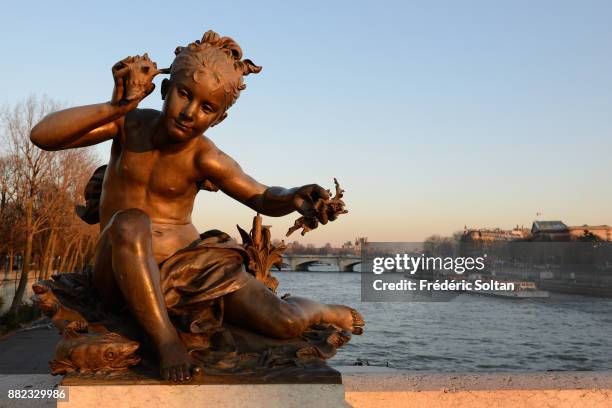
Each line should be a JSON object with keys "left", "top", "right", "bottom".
{"left": 31, "top": 30, "right": 363, "bottom": 382}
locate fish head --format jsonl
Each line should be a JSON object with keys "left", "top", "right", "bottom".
{"left": 101, "top": 335, "right": 141, "bottom": 369}
{"left": 70, "top": 332, "right": 141, "bottom": 370}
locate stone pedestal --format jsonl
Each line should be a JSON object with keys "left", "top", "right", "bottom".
{"left": 3, "top": 371, "right": 612, "bottom": 408}
{"left": 57, "top": 383, "right": 348, "bottom": 408}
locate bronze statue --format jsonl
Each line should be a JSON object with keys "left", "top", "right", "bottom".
{"left": 30, "top": 30, "right": 364, "bottom": 383}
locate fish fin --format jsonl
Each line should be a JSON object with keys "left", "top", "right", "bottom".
{"left": 50, "top": 359, "right": 77, "bottom": 375}
{"left": 63, "top": 321, "right": 88, "bottom": 338}
{"left": 88, "top": 324, "right": 110, "bottom": 334}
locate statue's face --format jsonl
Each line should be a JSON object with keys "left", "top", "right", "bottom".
{"left": 161, "top": 69, "right": 227, "bottom": 142}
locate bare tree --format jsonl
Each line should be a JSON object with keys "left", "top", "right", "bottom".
{"left": 424, "top": 234, "right": 456, "bottom": 258}
{"left": 1, "top": 96, "right": 99, "bottom": 319}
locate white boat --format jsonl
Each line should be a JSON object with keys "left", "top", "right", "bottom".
{"left": 466, "top": 276, "right": 550, "bottom": 298}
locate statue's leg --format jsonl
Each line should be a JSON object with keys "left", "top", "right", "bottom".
{"left": 92, "top": 208, "right": 193, "bottom": 382}
{"left": 224, "top": 274, "right": 364, "bottom": 339}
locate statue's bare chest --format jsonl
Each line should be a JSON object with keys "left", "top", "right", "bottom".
{"left": 112, "top": 149, "right": 197, "bottom": 199}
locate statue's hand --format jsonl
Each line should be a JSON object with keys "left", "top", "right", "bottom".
{"left": 293, "top": 184, "right": 333, "bottom": 227}
{"left": 111, "top": 54, "right": 159, "bottom": 111}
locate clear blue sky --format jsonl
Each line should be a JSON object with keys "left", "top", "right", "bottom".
{"left": 2, "top": 1, "right": 611, "bottom": 245}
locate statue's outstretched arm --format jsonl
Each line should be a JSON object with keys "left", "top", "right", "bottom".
{"left": 197, "top": 140, "right": 329, "bottom": 219}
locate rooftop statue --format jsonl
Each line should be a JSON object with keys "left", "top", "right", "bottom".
{"left": 29, "top": 30, "right": 363, "bottom": 383}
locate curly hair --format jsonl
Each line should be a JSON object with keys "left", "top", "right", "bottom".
{"left": 170, "top": 30, "right": 262, "bottom": 110}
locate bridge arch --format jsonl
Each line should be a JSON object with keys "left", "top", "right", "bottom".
{"left": 282, "top": 254, "right": 361, "bottom": 272}
{"left": 293, "top": 260, "right": 339, "bottom": 271}
{"left": 341, "top": 261, "right": 362, "bottom": 272}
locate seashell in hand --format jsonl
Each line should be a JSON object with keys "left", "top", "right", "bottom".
{"left": 120, "top": 53, "right": 160, "bottom": 101}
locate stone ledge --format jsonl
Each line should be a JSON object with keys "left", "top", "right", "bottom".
{"left": 57, "top": 383, "right": 348, "bottom": 408}
{"left": 344, "top": 389, "right": 610, "bottom": 408}
{"left": 337, "top": 367, "right": 612, "bottom": 391}
{"left": 338, "top": 368, "right": 612, "bottom": 407}
{"left": 2, "top": 371, "right": 612, "bottom": 407}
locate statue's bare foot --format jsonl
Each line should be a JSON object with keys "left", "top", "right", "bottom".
{"left": 159, "top": 340, "right": 200, "bottom": 382}
{"left": 323, "top": 305, "right": 365, "bottom": 335}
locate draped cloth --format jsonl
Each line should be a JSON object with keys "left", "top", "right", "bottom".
{"left": 159, "top": 231, "right": 251, "bottom": 336}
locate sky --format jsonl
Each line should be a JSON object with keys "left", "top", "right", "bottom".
{"left": 1, "top": 0, "right": 611, "bottom": 245}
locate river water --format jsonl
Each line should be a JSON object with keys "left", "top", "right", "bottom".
{"left": 275, "top": 271, "right": 612, "bottom": 372}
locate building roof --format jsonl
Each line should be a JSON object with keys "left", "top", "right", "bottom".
{"left": 532, "top": 221, "right": 568, "bottom": 233}
{"left": 568, "top": 225, "right": 611, "bottom": 230}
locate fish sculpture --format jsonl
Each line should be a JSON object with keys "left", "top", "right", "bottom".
{"left": 31, "top": 283, "right": 86, "bottom": 332}
{"left": 50, "top": 321, "right": 141, "bottom": 376}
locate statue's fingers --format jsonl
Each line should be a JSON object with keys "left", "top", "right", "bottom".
{"left": 304, "top": 217, "right": 318, "bottom": 229}
{"left": 113, "top": 65, "right": 130, "bottom": 77}
{"left": 112, "top": 66, "right": 130, "bottom": 94}
{"left": 145, "top": 82, "right": 156, "bottom": 97}
{"left": 317, "top": 203, "right": 329, "bottom": 225}
{"left": 314, "top": 185, "right": 330, "bottom": 201}
{"left": 111, "top": 62, "right": 123, "bottom": 74}
{"left": 113, "top": 56, "right": 132, "bottom": 73}
{"left": 295, "top": 196, "right": 317, "bottom": 219}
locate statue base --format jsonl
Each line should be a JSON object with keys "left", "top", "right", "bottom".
{"left": 60, "top": 362, "right": 342, "bottom": 385}
{"left": 58, "top": 381, "right": 348, "bottom": 407}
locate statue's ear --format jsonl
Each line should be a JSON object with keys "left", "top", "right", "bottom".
{"left": 211, "top": 112, "right": 228, "bottom": 127}
{"left": 161, "top": 78, "right": 170, "bottom": 100}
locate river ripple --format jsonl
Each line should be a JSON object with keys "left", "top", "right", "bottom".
{"left": 276, "top": 271, "right": 612, "bottom": 372}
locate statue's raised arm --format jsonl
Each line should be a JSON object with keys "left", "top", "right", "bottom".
{"left": 30, "top": 54, "right": 160, "bottom": 151}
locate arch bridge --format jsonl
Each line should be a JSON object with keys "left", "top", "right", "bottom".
{"left": 281, "top": 254, "right": 361, "bottom": 272}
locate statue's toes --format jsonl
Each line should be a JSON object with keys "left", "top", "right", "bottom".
{"left": 192, "top": 365, "right": 204, "bottom": 377}
{"left": 350, "top": 309, "right": 365, "bottom": 335}
{"left": 175, "top": 366, "right": 185, "bottom": 382}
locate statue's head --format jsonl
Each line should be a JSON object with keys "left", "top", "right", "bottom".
{"left": 160, "top": 30, "right": 261, "bottom": 141}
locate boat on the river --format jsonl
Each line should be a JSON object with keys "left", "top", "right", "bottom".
{"left": 465, "top": 275, "right": 550, "bottom": 298}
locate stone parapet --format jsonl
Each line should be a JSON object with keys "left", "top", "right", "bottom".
{"left": 1, "top": 370, "right": 612, "bottom": 407}
{"left": 340, "top": 367, "right": 612, "bottom": 407}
